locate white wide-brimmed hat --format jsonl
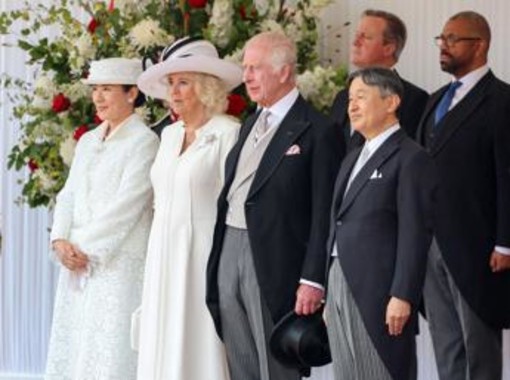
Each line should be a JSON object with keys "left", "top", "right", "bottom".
{"left": 137, "top": 37, "right": 243, "bottom": 100}
{"left": 82, "top": 58, "right": 143, "bottom": 85}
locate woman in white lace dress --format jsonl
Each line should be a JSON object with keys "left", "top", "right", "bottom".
{"left": 134, "top": 38, "right": 242, "bottom": 380}
{"left": 45, "top": 58, "right": 159, "bottom": 380}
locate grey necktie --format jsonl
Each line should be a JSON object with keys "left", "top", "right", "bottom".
{"left": 345, "top": 144, "right": 371, "bottom": 195}
{"left": 254, "top": 109, "right": 270, "bottom": 145}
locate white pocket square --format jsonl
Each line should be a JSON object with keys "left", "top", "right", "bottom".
{"left": 285, "top": 144, "right": 301, "bottom": 155}
{"left": 369, "top": 169, "right": 383, "bottom": 179}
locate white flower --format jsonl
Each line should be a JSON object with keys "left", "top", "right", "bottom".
{"left": 32, "top": 95, "right": 53, "bottom": 110}
{"left": 117, "top": 37, "right": 141, "bottom": 59}
{"left": 307, "top": 0, "right": 333, "bottom": 16}
{"left": 34, "top": 75, "right": 57, "bottom": 101}
{"left": 208, "top": 0, "right": 234, "bottom": 48}
{"left": 298, "top": 66, "right": 343, "bottom": 111}
{"left": 197, "top": 133, "right": 217, "bottom": 148}
{"left": 225, "top": 48, "right": 244, "bottom": 65}
{"left": 135, "top": 106, "right": 151, "bottom": 122}
{"left": 258, "top": 20, "right": 285, "bottom": 34}
{"left": 66, "top": 33, "right": 96, "bottom": 72}
{"left": 62, "top": 82, "right": 90, "bottom": 103}
{"left": 129, "top": 19, "right": 171, "bottom": 50}
{"left": 75, "top": 33, "right": 96, "bottom": 59}
{"left": 254, "top": 0, "right": 270, "bottom": 15}
{"left": 59, "top": 134, "right": 77, "bottom": 167}
{"left": 33, "top": 169, "right": 56, "bottom": 191}
{"left": 114, "top": 0, "right": 152, "bottom": 13}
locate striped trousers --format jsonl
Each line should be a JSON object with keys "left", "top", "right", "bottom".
{"left": 217, "top": 227, "right": 301, "bottom": 380}
{"left": 325, "top": 258, "right": 395, "bottom": 380}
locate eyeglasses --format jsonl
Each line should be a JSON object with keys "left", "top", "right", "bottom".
{"left": 434, "top": 35, "right": 481, "bottom": 47}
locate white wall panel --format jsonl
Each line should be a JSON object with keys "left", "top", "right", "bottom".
{"left": 321, "top": 0, "right": 510, "bottom": 92}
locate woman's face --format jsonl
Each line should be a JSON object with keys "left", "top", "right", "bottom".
{"left": 91, "top": 84, "right": 136, "bottom": 126}
{"left": 167, "top": 73, "right": 203, "bottom": 119}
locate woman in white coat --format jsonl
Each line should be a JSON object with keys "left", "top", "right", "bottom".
{"left": 45, "top": 58, "right": 159, "bottom": 380}
{"left": 134, "top": 37, "right": 243, "bottom": 380}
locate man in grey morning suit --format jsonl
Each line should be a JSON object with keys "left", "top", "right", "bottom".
{"left": 417, "top": 11, "right": 510, "bottom": 380}
{"left": 325, "top": 68, "right": 437, "bottom": 380}
{"left": 206, "top": 32, "right": 343, "bottom": 380}
{"left": 330, "top": 9, "right": 428, "bottom": 153}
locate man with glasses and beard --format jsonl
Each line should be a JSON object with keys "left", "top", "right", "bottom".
{"left": 416, "top": 11, "right": 510, "bottom": 380}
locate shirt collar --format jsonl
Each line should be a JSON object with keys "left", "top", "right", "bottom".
{"left": 364, "top": 123, "right": 400, "bottom": 157}
{"left": 450, "top": 65, "right": 489, "bottom": 106}
{"left": 262, "top": 87, "right": 299, "bottom": 124}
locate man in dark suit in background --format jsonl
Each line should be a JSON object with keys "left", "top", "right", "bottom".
{"left": 417, "top": 11, "right": 510, "bottom": 380}
{"left": 325, "top": 67, "right": 436, "bottom": 380}
{"left": 206, "top": 31, "right": 343, "bottom": 380}
{"left": 331, "top": 9, "right": 428, "bottom": 153}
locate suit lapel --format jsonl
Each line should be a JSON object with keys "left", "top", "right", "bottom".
{"left": 247, "top": 96, "right": 310, "bottom": 199}
{"left": 338, "top": 130, "right": 404, "bottom": 217}
{"left": 430, "top": 71, "right": 493, "bottom": 155}
{"left": 416, "top": 87, "right": 446, "bottom": 145}
{"left": 332, "top": 147, "right": 360, "bottom": 216}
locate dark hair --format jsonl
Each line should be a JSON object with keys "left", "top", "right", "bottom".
{"left": 363, "top": 9, "right": 407, "bottom": 60}
{"left": 122, "top": 85, "right": 146, "bottom": 108}
{"left": 347, "top": 67, "right": 404, "bottom": 100}
{"left": 449, "top": 11, "right": 491, "bottom": 46}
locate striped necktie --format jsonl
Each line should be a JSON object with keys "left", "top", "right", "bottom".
{"left": 254, "top": 109, "right": 271, "bottom": 145}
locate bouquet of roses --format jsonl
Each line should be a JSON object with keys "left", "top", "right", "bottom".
{"left": 0, "top": 0, "right": 345, "bottom": 207}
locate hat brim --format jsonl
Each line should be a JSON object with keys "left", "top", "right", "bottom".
{"left": 137, "top": 56, "right": 243, "bottom": 100}
{"left": 81, "top": 78, "right": 139, "bottom": 85}
{"left": 270, "top": 309, "right": 331, "bottom": 369}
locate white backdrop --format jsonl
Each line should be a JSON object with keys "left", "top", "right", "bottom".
{"left": 1, "top": 0, "right": 509, "bottom": 379}
{"left": 0, "top": 0, "right": 59, "bottom": 376}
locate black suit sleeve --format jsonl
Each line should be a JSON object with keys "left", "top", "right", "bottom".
{"left": 399, "top": 82, "right": 429, "bottom": 140}
{"left": 390, "top": 149, "right": 437, "bottom": 306}
{"left": 300, "top": 117, "right": 344, "bottom": 284}
{"left": 495, "top": 97, "right": 510, "bottom": 247}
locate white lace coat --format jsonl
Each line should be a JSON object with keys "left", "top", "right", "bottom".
{"left": 45, "top": 114, "right": 159, "bottom": 380}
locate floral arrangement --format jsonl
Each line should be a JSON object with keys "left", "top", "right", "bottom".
{"left": 1, "top": 0, "right": 346, "bottom": 207}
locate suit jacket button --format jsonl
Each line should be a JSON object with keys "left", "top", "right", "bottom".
{"left": 336, "top": 220, "right": 342, "bottom": 226}
{"left": 245, "top": 201, "right": 254, "bottom": 207}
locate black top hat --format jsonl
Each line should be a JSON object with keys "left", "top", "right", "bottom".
{"left": 269, "top": 309, "right": 332, "bottom": 376}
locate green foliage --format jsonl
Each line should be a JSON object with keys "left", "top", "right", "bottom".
{"left": 1, "top": 0, "right": 345, "bottom": 207}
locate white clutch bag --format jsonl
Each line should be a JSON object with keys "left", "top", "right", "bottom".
{"left": 131, "top": 306, "right": 142, "bottom": 351}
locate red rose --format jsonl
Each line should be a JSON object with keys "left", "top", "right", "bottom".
{"left": 239, "top": 5, "right": 257, "bottom": 19}
{"left": 28, "top": 159, "right": 39, "bottom": 172}
{"left": 227, "top": 94, "right": 247, "bottom": 117}
{"left": 52, "top": 93, "right": 71, "bottom": 113}
{"left": 87, "top": 18, "right": 99, "bottom": 34}
{"left": 93, "top": 114, "right": 103, "bottom": 125}
{"left": 73, "top": 125, "right": 89, "bottom": 141}
{"left": 188, "top": 0, "right": 207, "bottom": 8}
{"left": 239, "top": 5, "right": 247, "bottom": 19}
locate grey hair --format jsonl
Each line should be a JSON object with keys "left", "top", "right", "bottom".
{"left": 347, "top": 67, "right": 403, "bottom": 99}
{"left": 363, "top": 9, "right": 407, "bottom": 61}
{"left": 244, "top": 31, "right": 297, "bottom": 78}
